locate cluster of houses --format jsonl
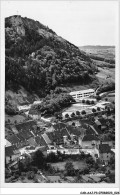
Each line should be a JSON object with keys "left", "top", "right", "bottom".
{"left": 5, "top": 108, "right": 115, "bottom": 169}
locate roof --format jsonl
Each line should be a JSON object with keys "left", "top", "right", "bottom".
{"left": 19, "top": 130, "right": 33, "bottom": 140}
{"left": 95, "top": 120, "right": 102, "bottom": 126}
{"left": 15, "top": 120, "right": 37, "bottom": 131}
{"left": 35, "top": 136, "right": 41, "bottom": 145}
{"left": 89, "top": 175, "right": 101, "bottom": 182}
{"left": 82, "top": 175, "right": 91, "bottom": 182}
{"left": 47, "top": 128, "right": 70, "bottom": 143}
{"left": 98, "top": 118, "right": 107, "bottom": 126}
{"left": 5, "top": 145, "right": 19, "bottom": 157}
{"left": 37, "top": 134, "right": 48, "bottom": 146}
{"left": 6, "top": 135, "right": 20, "bottom": 144}
{"left": 101, "top": 136, "right": 113, "bottom": 142}
{"left": 92, "top": 124, "right": 102, "bottom": 134}
{"left": 66, "top": 126, "right": 81, "bottom": 136}
{"left": 47, "top": 176, "right": 61, "bottom": 182}
{"left": 42, "top": 133, "right": 52, "bottom": 145}
{"left": 70, "top": 89, "right": 95, "bottom": 95}
{"left": 53, "top": 122, "right": 67, "bottom": 130}
{"left": 16, "top": 133, "right": 26, "bottom": 142}
{"left": 83, "top": 124, "right": 97, "bottom": 135}
{"left": 99, "top": 144, "right": 111, "bottom": 153}
{"left": 27, "top": 137, "right": 37, "bottom": 147}
{"left": 82, "top": 134, "right": 99, "bottom": 142}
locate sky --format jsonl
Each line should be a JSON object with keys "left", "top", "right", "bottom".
{"left": 1, "top": 1, "right": 118, "bottom": 46}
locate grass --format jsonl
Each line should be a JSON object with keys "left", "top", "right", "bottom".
{"left": 50, "top": 160, "right": 87, "bottom": 171}
{"left": 96, "top": 67, "right": 115, "bottom": 84}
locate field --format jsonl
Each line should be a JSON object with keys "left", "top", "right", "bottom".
{"left": 79, "top": 46, "right": 115, "bottom": 61}
{"left": 96, "top": 67, "right": 115, "bottom": 84}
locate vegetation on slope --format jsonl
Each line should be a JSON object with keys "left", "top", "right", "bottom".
{"left": 5, "top": 15, "right": 97, "bottom": 98}
{"left": 29, "top": 93, "right": 75, "bottom": 116}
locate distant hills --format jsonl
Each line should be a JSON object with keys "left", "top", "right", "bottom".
{"left": 79, "top": 45, "right": 115, "bottom": 50}
{"left": 79, "top": 45, "right": 115, "bottom": 65}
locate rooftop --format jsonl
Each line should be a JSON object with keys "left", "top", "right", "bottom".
{"left": 15, "top": 120, "right": 37, "bottom": 132}
{"left": 70, "top": 89, "right": 95, "bottom": 95}
{"left": 5, "top": 145, "right": 19, "bottom": 157}
{"left": 82, "top": 134, "right": 99, "bottom": 142}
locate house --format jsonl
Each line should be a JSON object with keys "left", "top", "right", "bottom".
{"left": 15, "top": 120, "right": 37, "bottom": 132}
{"left": 16, "top": 134, "right": 27, "bottom": 148}
{"left": 27, "top": 137, "right": 37, "bottom": 147}
{"left": 53, "top": 122, "right": 67, "bottom": 131}
{"left": 36, "top": 133, "right": 48, "bottom": 147}
{"left": 99, "top": 144, "right": 114, "bottom": 165}
{"left": 47, "top": 128, "right": 70, "bottom": 145}
{"left": 5, "top": 145, "right": 21, "bottom": 165}
{"left": 42, "top": 133, "right": 52, "bottom": 145}
{"left": 81, "top": 134, "right": 100, "bottom": 149}
{"left": 92, "top": 124, "right": 102, "bottom": 134}
{"left": 6, "top": 134, "right": 20, "bottom": 147}
{"left": 101, "top": 137, "right": 114, "bottom": 148}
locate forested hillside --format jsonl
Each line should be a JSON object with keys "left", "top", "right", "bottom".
{"left": 5, "top": 15, "right": 97, "bottom": 98}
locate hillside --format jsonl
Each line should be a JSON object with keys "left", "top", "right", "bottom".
{"left": 5, "top": 15, "right": 98, "bottom": 101}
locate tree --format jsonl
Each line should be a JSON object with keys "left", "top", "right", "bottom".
{"left": 70, "top": 112, "right": 75, "bottom": 118}
{"left": 109, "top": 155, "right": 115, "bottom": 169}
{"left": 92, "top": 108, "right": 96, "bottom": 113}
{"left": 46, "top": 152, "right": 58, "bottom": 163}
{"left": 105, "top": 98, "right": 108, "bottom": 101}
{"left": 76, "top": 110, "right": 80, "bottom": 116}
{"left": 72, "top": 122, "right": 75, "bottom": 126}
{"left": 97, "top": 107, "right": 100, "bottom": 111}
{"left": 86, "top": 156, "right": 95, "bottom": 165}
{"left": 86, "top": 100, "right": 90, "bottom": 105}
{"left": 32, "top": 150, "right": 46, "bottom": 169}
{"left": 91, "top": 100, "right": 95, "bottom": 105}
{"left": 82, "top": 99, "right": 85, "bottom": 104}
{"left": 81, "top": 110, "right": 86, "bottom": 115}
{"left": 96, "top": 95, "right": 101, "bottom": 101}
{"left": 65, "top": 113, "right": 69, "bottom": 119}
{"left": 54, "top": 112, "right": 62, "bottom": 120}
{"left": 65, "top": 161, "right": 75, "bottom": 176}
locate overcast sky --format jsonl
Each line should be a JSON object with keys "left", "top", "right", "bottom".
{"left": 1, "top": 1, "right": 118, "bottom": 46}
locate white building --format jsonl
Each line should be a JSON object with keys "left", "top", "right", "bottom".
{"left": 69, "top": 89, "right": 95, "bottom": 100}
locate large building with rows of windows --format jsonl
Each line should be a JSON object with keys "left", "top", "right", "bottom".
{"left": 69, "top": 89, "right": 95, "bottom": 100}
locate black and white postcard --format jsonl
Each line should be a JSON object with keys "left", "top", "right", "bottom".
{"left": 0, "top": 0, "right": 120, "bottom": 194}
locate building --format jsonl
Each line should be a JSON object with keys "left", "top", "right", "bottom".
{"left": 5, "top": 145, "right": 21, "bottom": 165}
{"left": 81, "top": 134, "right": 100, "bottom": 149}
{"left": 99, "top": 144, "right": 114, "bottom": 165}
{"left": 101, "top": 137, "right": 114, "bottom": 148}
{"left": 69, "top": 89, "right": 95, "bottom": 100}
